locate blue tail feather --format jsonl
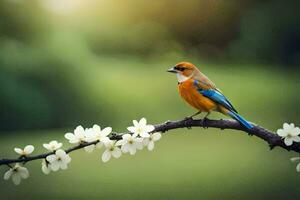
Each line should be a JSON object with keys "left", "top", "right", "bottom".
{"left": 227, "top": 111, "right": 253, "bottom": 129}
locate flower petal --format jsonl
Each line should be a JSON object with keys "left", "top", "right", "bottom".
{"left": 129, "top": 147, "right": 136, "bottom": 155}
{"left": 103, "top": 139, "right": 113, "bottom": 148}
{"left": 4, "top": 169, "right": 12, "bottom": 180}
{"left": 297, "top": 163, "right": 300, "bottom": 172}
{"left": 292, "top": 127, "right": 300, "bottom": 136}
{"left": 96, "top": 142, "right": 103, "bottom": 149}
{"left": 24, "top": 145, "right": 34, "bottom": 155}
{"left": 132, "top": 133, "right": 138, "bottom": 138}
{"left": 43, "top": 144, "right": 50, "bottom": 150}
{"left": 284, "top": 138, "right": 293, "bottom": 146}
{"left": 135, "top": 137, "right": 143, "bottom": 142}
{"left": 133, "top": 120, "right": 139, "bottom": 127}
{"left": 50, "top": 162, "right": 60, "bottom": 171}
{"left": 283, "top": 123, "right": 292, "bottom": 131}
{"left": 122, "top": 134, "right": 132, "bottom": 141}
{"left": 276, "top": 129, "right": 286, "bottom": 137}
{"left": 42, "top": 165, "right": 50, "bottom": 175}
{"left": 56, "top": 143, "right": 63, "bottom": 149}
{"left": 135, "top": 141, "right": 143, "bottom": 150}
{"left": 42, "top": 160, "right": 51, "bottom": 175}
{"left": 46, "top": 155, "right": 57, "bottom": 163}
{"left": 56, "top": 149, "right": 66, "bottom": 157}
{"left": 143, "top": 138, "right": 150, "bottom": 146}
{"left": 112, "top": 148, "right": 122, "bottom": 158}
{"left": 102, "top": 150, "right": 111, "bottom": 162}
{"left": 145, "top": 125, "right": 155, "bottom": 133}
{"left": 49, "top": 140, "right": 57, "bottom": 145}
{"left": 65, "top": 133, "right": 75, "bottom": 140}
{"left": 121, "top": 143, "right": 130, "bottom": 153}
{"left": 290, "top": 157, "right": 300, "bottom": 162}
{"left": 14, "top": 148, "right": 23, "bottom": 155}
{"left": 127, "top": 126, "right": 136, "bottom": 133}
{"left": 12, "top": 173, "right": 21, "bottom": 185}
{"left": 101, "top": 127, "right": 112, "bottom": 137}
{"left": 293, "top": 136, "right": 300, "bottom": 142}
{"left": 100, "top": 137, "right": 110, "bottom": 144}
{"left": 140, "top": 132, "right": 150, "bottom": 138}
{"left": 148, "top": 141, "right": 155, "bottom": 151}
{"left": 116, "top": 140, "right": 126, "bottom": 146}
{"left": 74, "top": 125, "right": 85, "bottom": 136}
{"left": 84, "top": 145, "right": 95, "bottom": 153}
{"left": 152, "top": 132, "right": 162, "bottom": 141}
{"left": 93, "top": 124, "right": 101, "bottom": 132}
{"left": 18, "top": 167, "right": 29, "bottom": 179}
{"left": 139, "top": 118, "right": 147, "bottom": 126}
{"left": 62, "top": 154, "right": 71, "bottom": 163}
{"left": 60, "top": 163, "right": 68, "bottom": 170}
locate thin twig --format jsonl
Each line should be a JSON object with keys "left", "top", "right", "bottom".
{"left": 0, "top": 118, "right": 297, "bottom": 166}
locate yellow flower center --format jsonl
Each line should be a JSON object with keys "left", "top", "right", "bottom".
{"left": 137, "top": 127, "right": 142, "bottom": 133}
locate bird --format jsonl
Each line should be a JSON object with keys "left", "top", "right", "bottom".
{"left": 167, "top": 62, "right": 253, "bottom": 129}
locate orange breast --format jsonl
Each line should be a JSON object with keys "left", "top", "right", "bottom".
{"left": 178, "top": 79, "right": 217, "bottom": 112}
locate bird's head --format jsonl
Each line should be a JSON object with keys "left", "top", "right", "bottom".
{"left": 167, "top": 62, "right": 199, "bottom": 83}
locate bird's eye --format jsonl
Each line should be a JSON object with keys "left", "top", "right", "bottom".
{"left": 175, "top": 66, "right": 185, "bottom": 71}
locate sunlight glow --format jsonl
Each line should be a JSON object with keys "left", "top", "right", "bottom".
{"left": 41, "top": 0, "right": 87, "bottom": 14}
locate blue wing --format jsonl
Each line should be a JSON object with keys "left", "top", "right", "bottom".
{"left": 193, "top": 80, "right": 253, "bottom": 129}
{"left": 193, "top": 80, "right": 237, "bottom": 112}
{"left": 200, "top": 89, "right": 238, "bottom": 113}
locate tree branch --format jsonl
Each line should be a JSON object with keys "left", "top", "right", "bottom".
{"left": 0, "top": 118, "right": 298, "bottom": 166}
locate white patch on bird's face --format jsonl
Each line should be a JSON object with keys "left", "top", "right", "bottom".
{"left": 176, "top": 73, "right": 191, "bottom": 83}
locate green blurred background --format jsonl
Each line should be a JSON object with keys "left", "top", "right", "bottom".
{"left": 0, "top": 0, "right": 300, "bottom": 199}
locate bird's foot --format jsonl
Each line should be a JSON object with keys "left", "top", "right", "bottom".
{"left": 183, "top": 117, "right": 193, "bottom": 129}
{"left": 184, "top": 116, "right": 193, "bottom": 121}
{"left": 202, "top": 117, "right": 210, "bottom": 129}
{"left": 185, "top": 111, "right": 201, "bottom": 121}
{"left": 183, "top": 111, "right": 201, "bottom": 129}
{"left": 184, "top": 121, "right": 192, "bottom": 129}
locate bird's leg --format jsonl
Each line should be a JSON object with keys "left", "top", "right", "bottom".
{"left": 203, "top": 112, "right": 210, "bottom": 120}
{"left": 184, "top": 111, "right": 201, "bottom": 129}
{"left": 185, "top": 111, "right": 201, "bottom": 120}
{"left": 202, "top": 112, "right": 210, "bottom": 129}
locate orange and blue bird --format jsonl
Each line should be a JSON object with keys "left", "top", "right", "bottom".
{"left": 167, "top": 62, "right": 253, "bottom": 129}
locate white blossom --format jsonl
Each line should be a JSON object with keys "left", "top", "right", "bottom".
{"left": 14, "top": 145, "right": 34, "bottom": 156}
{"left": 127, "top": 118, "right": 155, "bottom": 138}
{"left": 101, "top": 139, "right": 122, "bottom": 162}
{"left": 143, "top": 132, "right": 162, "bottom": 151}
{"left": 116, "top": 134, "right": 143, "bottom": 155}
{"left": 84, "top": 125, "right": 112, "bottom": 153}
{"left": 65, "top": 125, "right": 88, "bottom": 144}
{"left": 3, "top": 163, "right": 29, "bottom": 185}
{"left": 277, "top": 123, "right": 300, "bottom": 146}
{"left": 83, "top": 128, "right": 96, "bottom": 153}
{"left": 46, "top": 149, "right": 71, "bottom": 171}
{"left": 291, "top": 157, "right": 300, "bottom": 172}
{"left": 83, "top": 144, "right": 96, "bottom": 153}
{"left": 41, "top": 159, "right": 51, "bottom": 175}
{"left": 89, "top": 125, "right": 111, "bottom": 143}
{"left": 43, "top": 140, "right": 63, "bottom": 151}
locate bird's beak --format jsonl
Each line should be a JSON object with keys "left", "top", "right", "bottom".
{"left": 167, "top": 67, "right": 177, "bottom": 73}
